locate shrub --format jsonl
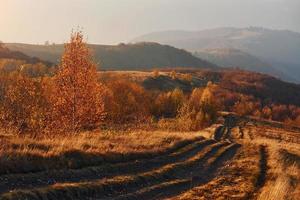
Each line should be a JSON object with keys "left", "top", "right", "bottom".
{"left": 176, "top": 83, "right": 217, "bottom": 131}
{"left": 105, "top": 80, "right": 150, "bottom": 123}
{"left": 0, "top": 73, "right": 50, "bottom": 134}
{"left": 152, "top": 88, "right": 185, "bottom": 118}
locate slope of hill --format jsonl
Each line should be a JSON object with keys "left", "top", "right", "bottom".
{"left": 217, "top": 70, "right": 300, "bottom": 106}
{"left": 132, "top": 27, "right": 300, "bottom": 83}
{"left": 195, "top": 48, "right": 271, "bottom": 70}
{"left": 135, "top": 69, "right": 300, "bottom": 107}
{"left": 5, "top": 42, "right": 217, "bottom": 70}
{"left": 194, "top": 48, "right": 293, "bottom": 82}
{"left": 0, "top": 43, "right": 52, "bottom": 66}
{"left": 100, "top": 69, "right": 300, "bottom": 107}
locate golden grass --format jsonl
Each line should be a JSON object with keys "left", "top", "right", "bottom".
{"left": 257, "top": 149, "right": 299, "bottom": 200}
{"left": 167, "top": 122, "right": 300, "bottom": 200}
{"left": 243, "top": 124, "right": 300, "bottom": 200}
{"left": 1, "top": 142, "right": 236, "bottom": 200}
{"left": 1, "top": 120, "right": 299, "bottom": 200}
{"left": 0, "top": 129, "right": 200, "bottom": 175}
{"left": 169, "top": 144, "right": 260, "bottom": 200}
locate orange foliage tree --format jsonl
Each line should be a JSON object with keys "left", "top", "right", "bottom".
{"left": 153, "top": 69, "right": 160, "bottom": 77}
{"left": 105, "top": 80, "right": 150, "bottom": 123}
{"left": 52, "top": 32, "right": 105, "bottom": 132}
{"left": 152, "top": 88, "right": 185, "bottom": 118}
{"left": 176, "top": 82, "right": 218, "bottom": 131}
{"left": 0, "top": 73, "right": 50, "bottom": 134}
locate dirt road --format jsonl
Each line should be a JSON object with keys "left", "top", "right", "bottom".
{"left": 0, "top": 115, "right": 299, "bottom": 200}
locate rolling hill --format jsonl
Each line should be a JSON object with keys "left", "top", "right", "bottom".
{"left": 132, "top": 27, "right": 300, "bottom": 83}
{"left": 194, "top": 48, "right": 293, "bottom": 82}
{"left": 0, "top": 43, "right": 52, "bottom": 66}
{"left": 5, "top": 42, "right": 217, "bottom": 70}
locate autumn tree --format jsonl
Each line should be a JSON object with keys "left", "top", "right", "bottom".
{"left": 261, "top": 106, "right": 272, "bottom": 120}
{"left": 52, "top": 32, "right": 105, "bottom": 132}
{"left": 153, "top": 69, "right": 160, "bottom": 78}
{"left": 105, "top": 80, "right": 150, "bottom": 123}
{"left": 0, "top": 73, "right": 49, "bottom": 134}
{"left": 232, "top": 95, "right": 260, "bottom": 117}
{"left": 170, "top": 70, "right": 177, "bottom": 80}
{"left": 152, "top": 88, "right": 185, "bottom": 118}
{"left": 176, "top": 82, "right": 217, "bottom": 131}
{"left": 183, "top": 73, "right": 193, "bottom": 83}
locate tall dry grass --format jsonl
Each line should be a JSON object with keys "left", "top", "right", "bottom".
{"left": 0, "top": 129, "right": 200, "bottom": 175}
{"left": 252, "top": 131, "right": 300, "bottom": 200}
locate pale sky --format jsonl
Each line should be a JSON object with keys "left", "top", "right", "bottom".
{"left": 0, "top": 0, "right": 299, "bottom": 44}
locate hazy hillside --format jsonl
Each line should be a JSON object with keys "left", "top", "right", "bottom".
{"left": 0, "top": 43, "right": 52, "bottom": 66}
{"left": 6, "top": 42, "right": 217, "bottom": 70}
{"left": 195, "top": 48, "right": 271, "bottom": 69}
{"left": 132, "top": 27, "right": 300, "bottom": 83}
{"left": 194, "top": 48, "right": 293, "bottom": 82}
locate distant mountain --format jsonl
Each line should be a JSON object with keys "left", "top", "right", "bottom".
{"left": 195, "top": 48, "right": 270, "bottom": 69}
{"left": 132, "top": 27, "right": 300, "bottom": 83}
{"left": 194, "top": 48, "right": 293, "bottom": 81}
{"left": 0, "top": 43, "right": 52, "bottom": 66}
{"left": 6, "top": 42, "right": 217, "bottom": 70}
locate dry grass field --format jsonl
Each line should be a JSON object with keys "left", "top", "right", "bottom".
{"left": 0, "top": 115, "right": 299, "bottom": 200}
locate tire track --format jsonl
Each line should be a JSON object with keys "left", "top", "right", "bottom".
{"left": 246, "top": 145, "right": 268, "bottom": 199}
{"left": 257, "top": 149, "right": 299, "bottom": 200}
{"left": 0, "top": 139, "right": 215, "bottom": 194}
{"left": 0, "top": 142, "right": 230, "bottom": 200}
{"left": 0, "top": 137, "right": 205, "bottom": 176}
{"left": 107, "top": 143, "right": 241, "bottom": 200}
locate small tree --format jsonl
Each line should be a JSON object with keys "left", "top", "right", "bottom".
{"left": 152, "top": 88, "right": 185, "bottom": 118}
{"left": 153, "top": 69, "right": 160, "bottom": 77}
{"left": 170, "top": 70, "right": 177, "bottom": 80}
{"left": 105, "top": 80, "right": 150, "bottom": 123}
{"left": 52, "top": 31, "right": 105, "bottom": 132}
{"left": 176, "top": 83, "right": 217, "bottom": 131}
{"left": 183, "top": 73, "right": 193, "bottom": 83}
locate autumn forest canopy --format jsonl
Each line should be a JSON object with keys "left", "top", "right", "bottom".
{"left": 0, "top": 32, "right": 300, "bottom": 136}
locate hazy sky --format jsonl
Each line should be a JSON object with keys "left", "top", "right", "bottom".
{"left": 0, "top": 0, "right": 299, "bottom": 44}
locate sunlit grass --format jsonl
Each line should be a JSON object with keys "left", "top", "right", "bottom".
{"left": 0, "top": 128, "right": 200, "bottom": 175}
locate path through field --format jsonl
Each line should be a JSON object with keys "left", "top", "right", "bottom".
{"left": 0, "top": 115, "right": 299, "bottom": 200}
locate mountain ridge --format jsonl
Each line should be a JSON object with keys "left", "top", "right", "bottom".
{"left": 5, "top": 42, "right": 217, "bottom": 70}
{"left": 132, "top": 27, "right": 300, "bottom": 83}
{"left": 194, "top": 48, "right": 295, "bottom": 82}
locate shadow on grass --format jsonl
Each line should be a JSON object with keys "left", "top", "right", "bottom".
{"left": 0, "top": 137, "right": 204, "bottom": 175}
